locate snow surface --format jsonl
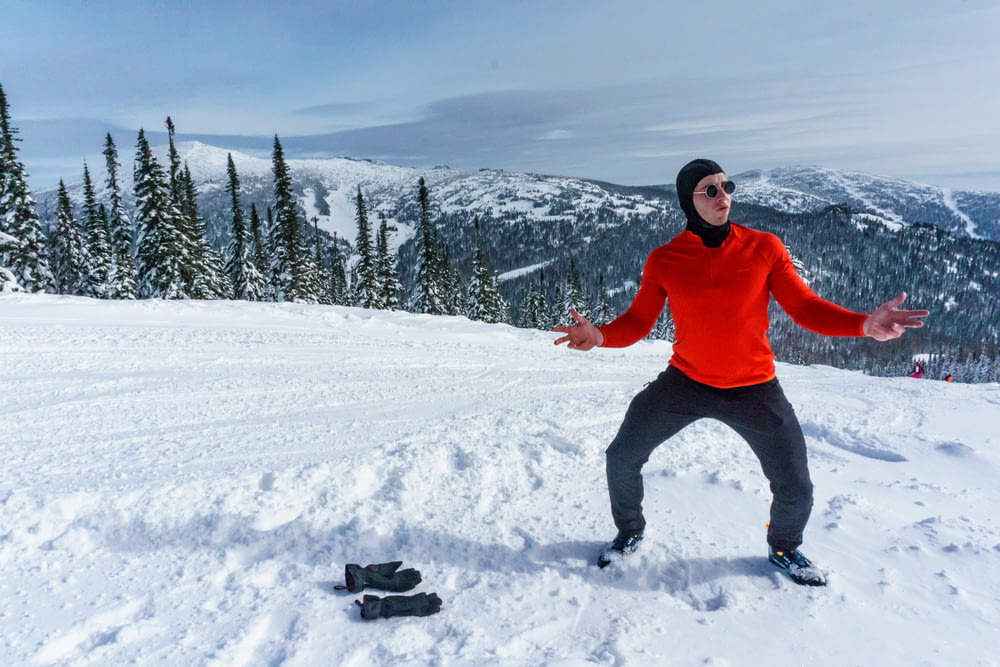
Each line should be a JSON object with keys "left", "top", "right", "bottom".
{"left": 941, "top": 188, "right": 981, "bottom": 239}
{"left": 2, "top": 294, "right": 999, "bottom": 666}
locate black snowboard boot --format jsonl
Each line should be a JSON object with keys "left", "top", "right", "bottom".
{"left": 768, "top": 546, "right": 827, "bottom": 586}
{"left": 597, "top": 532, "right": 644, "bottom": 568}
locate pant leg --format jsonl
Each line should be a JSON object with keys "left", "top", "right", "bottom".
{"left": 715, "top": 379, "right": 813, "bottom": 551}
{"left": 605, "top": 368, "right": 702, "bottom": 535}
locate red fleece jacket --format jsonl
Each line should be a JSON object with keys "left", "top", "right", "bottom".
{"left": 598, "top": 224, "right": 868, "bottom": 388}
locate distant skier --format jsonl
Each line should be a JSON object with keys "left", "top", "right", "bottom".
{"left": 911, "top": 361, "right": 925, "bottom": 378}
{"left": 945, "top": 374, "right": 954, "bottom": 382}
{"left": 553, "top": 158, "right": 929, "bottom": 586}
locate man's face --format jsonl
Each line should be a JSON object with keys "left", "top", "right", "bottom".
{"left": 692, "top": 173, "right": 732, "bottom": 228}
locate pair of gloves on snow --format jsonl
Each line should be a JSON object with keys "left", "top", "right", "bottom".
{"left": 336, "top": 561, "right": 442, "bottom": 620}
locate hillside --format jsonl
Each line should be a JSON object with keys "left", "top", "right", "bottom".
{"left": 35, "top": 142, "right": 1000, "bottom": 378}
{"left": 2, "top": 294, "right": 998, "bottom": 665}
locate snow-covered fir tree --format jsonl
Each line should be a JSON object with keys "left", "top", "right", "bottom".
{"left": 184, "top": 163, "right": 230, "bottom": 298}
{"left": 591, "top": 272, "right": 614, "bottom": 326}
{"left": 309, "top": 217, "right": 333, "bottom": 305}
{"left": 268, "top": 135, "right": 318, "bottom": 302}
{"left": 81, "top": 162, "right": 112, "bottom": 297}
{"left": 376, "top": 213, "right": 402, "bottom": 310}
{"left": 439, "top": 243, "right": 463, "bottom": 316}
{"left": 327, "top": 232, "right": 349, "bottom": 306}
{"left": 651, "top": 306, "right": 676, "bottom": 342}
{"left": 165, "top": 118, "right": 184, "bottom": 202}
{"left": 166, "top": 120, "right": 230, "bottom": 299}
{"left": 248, "top": 202, "right": 269, "bottom": 287}
{"left": 410, "top": 177, "right": 448, "bottom": 314}
{"left": 0, "top": 82, "right": 54, "bottom": 292}
{"left": 556, "top": 259, "right": 587, "bottom": 325}
{"left": 224, "top": 153, "right": 265, "bottom": 301}
{"left": 519, "top": 270, "right": 552, "bottom": 330}
{"left": 49, "top": 180, "right": 95, "bottom": 296}
{"left": 465, "top": 215, "right": 509, "bottom": 323}
{"left": 351, "top": 187, "right": 381, "bottom": 309}
{"left": 163, "top": 120, "right": 200, "bottom": 293}
{"left": 133, "top": 128, "right": 185, "bottom": 299}
{"left": 102, "top": 132, "right": 136, "bottom": 299}
{"left": 0, "top": 230, "right": 20, "bottom": 291}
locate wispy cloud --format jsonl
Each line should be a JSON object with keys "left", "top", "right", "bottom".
{"left": 5, "top": 0, "right": 1000, "bottom": 190}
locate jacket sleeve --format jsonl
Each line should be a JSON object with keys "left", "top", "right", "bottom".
{"left": 767, "top": 241, "right": 868, "bottom": 337}
{"left": 598, "top": 251, "right": 668, "bottom": 347}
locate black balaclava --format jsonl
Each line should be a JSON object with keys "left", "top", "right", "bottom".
{"left": 676, "top": 158, "right": 731, "bottom": 248}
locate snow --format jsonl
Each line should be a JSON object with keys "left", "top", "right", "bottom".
{"left": 2, "top": 294, "right": 999, "bottom": 666}
{"left": 941, "top": 187, "right": 981, "bottom": 239}
{"left": 497, "top": 260, "right": 554, "bottom": 282}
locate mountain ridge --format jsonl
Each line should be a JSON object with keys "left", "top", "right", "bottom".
{"left": 30, "top": 140, "right": 1000, "bottom": 377}
{"left": 41, "top": 140, "right": 1000, "bottom": 245}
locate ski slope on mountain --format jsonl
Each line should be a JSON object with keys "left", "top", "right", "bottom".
{"left": 2, "top": 295, "right": 999, "bottom": 666}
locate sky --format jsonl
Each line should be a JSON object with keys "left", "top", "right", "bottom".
{"left": 4, "top": 0, "right": 1000, "bottom": 192}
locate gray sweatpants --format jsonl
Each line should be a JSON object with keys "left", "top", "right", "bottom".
{"left": 606, "top": 366, "right": 813, "bottom": 552}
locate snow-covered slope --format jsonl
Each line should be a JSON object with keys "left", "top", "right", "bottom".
{"left": 185, "top": 146, "right": 1000, "bottom": 243}
{"left": 733, "top": 166, "right": 1000, "bottom": 240}
{"left": 39, "top": 142, "right": 1000, "bottom": 250}
{"left": 170, "top": 142, "right": 671, "bottom": 246}
{"left": 3, "top": 294, "right": 998, "bottom": 665}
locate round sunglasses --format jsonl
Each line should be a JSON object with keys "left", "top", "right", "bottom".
{"left": 693, "top": 180, "right": 736, "bottom": 198}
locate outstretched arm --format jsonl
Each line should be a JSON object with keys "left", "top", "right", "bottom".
{"left": 553, "top": 308, "right": 605, "bottom": 351}
{"left": 863, "top": 292, "right": 930, "bottom": 341}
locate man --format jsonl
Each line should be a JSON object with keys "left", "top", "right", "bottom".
{"left": 553, "top": 158, "right": 929, "bottom": 585}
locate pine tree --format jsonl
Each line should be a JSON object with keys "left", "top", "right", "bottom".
{"left": 166, "top": 117, "right": 182, "bottom": 190}
{"left": 248, "top": 202, "right": 269, "bottom": 291}
{"left": 134, "top": 128, "right": 185, "bottom": 298}
{"left": 351, "top": 186, "right": 381, "bottom": 308}
{"left": 557, "top": 259, "right": 587, "bottom": 324}
{"left": 49, "top": 180, "right": 94, "bottom": 295}
{"left": 519, "top": 271, "right": 551, "bottom": 330}
{"left": 102, "top": 132, "right": 136, "bottom": 299}
{"left": 0, "top": 82, "right": 55, "bottom": 292}
{"left": 376, "top": 212, "right": 402, "bottom": 310}
{"left": 81, "top": 162, "right": 112, "bottom": 297}
{"left": 592, "top": 272, "right": 614, "bottom": 325}
{"left": 465, "top": 215, "right": 508, "bottom": 323}
{"left": 310, "top": 216, "right": 333, "bottom": 305}
{"left": 439, "top": 242, "right": 463, "bottom": 315}
{"left": 224, "top": 153, "right": 265, "bottom": 300}
{"left": 328, "top": 232, "right": 349, "bottom": 305}
{"left": 165, "top": 119, "right": 199, "bottom": 292}
{"left": 652, "top": 306, "right": 676, "bottom": 342}
{"left": 166, "top": 119, "right": 230, "bottom": 299}
{"left": 268, "top": 135, "right": 317, "bottom": 302}
{"left": 181, "top": 163, "right": 232, "bottom": 299}
{"left": 0, "top": 230, "right": 20, "bottom": 291}
{"left": 410, "top": 177, "right": 447, "bottom": 314}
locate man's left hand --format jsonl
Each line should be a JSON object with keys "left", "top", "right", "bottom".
{"left": 863, "top": 292, "right": 930, "bottom": 341}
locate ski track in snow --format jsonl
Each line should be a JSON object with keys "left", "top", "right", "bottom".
{"left": 2, "top": 294, "right": 999, "bottom": 666}
{"left": 940, "top": 187, "right": 981, "bottom": 239}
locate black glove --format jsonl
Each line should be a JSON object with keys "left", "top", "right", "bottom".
{"left": 335, "top": 561, "right": 421, "bottom": 593}
{"left": 356, "top": 592, "right": 443, "bottom": 620}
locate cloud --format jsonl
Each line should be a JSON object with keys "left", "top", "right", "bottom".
{"left": 540, "top": 130, "right": 574, "bottom": 141}
{"left": 294, "top": 102, "right": 379, "bottom": 117}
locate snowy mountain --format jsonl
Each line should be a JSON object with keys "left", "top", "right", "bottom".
{"left": 164, "top": 143, "right": 1000, "bottom": 244}
{"left": 2, "top": 294, "right": 998, "bottom": 665}
{"left": 730, "top": 165, "right": 1000, "bottom": 242}
{"left": 32, "top": 141, "right": 1000, "bottom": 379}
{"left": 70, "top": 141, "right": 669, "bottom": 251}
{"left": 37, "top": 141, "right": 1000, "bottom": 255}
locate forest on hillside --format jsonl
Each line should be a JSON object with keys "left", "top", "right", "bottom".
{"left": 4, "top": 80, "right": 998, "bottom": 382}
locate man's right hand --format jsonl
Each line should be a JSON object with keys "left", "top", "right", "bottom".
{"left": 553, "top": 308, "right": 604, "bottom": 351}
